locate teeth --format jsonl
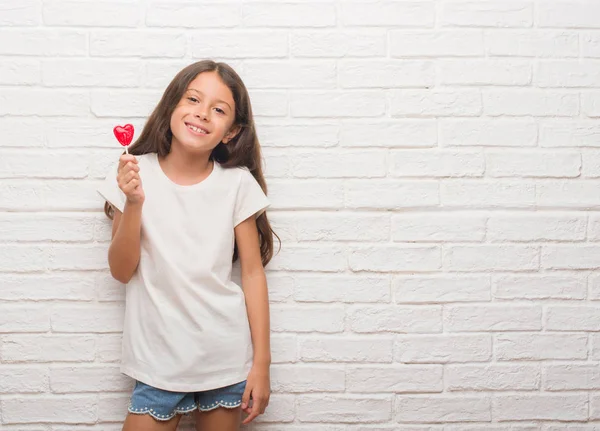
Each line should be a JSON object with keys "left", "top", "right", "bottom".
{"left": 187, "top": 124, "right": 207, "bottom": 134}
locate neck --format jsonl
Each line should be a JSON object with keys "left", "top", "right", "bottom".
{"left": 159, "top": 144, "right": 214, "bottom": 186}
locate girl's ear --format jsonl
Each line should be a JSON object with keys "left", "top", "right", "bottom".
{"left": 222, "top": 125, "right": 241, "bottom": 144}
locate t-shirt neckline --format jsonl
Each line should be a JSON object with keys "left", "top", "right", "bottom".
{"left": 153, "top": 152, "right": 220, "bottom": 191}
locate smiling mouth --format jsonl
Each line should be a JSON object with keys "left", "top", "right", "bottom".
{"left": 185, "top": 122, "right": 209, "bottom": 134}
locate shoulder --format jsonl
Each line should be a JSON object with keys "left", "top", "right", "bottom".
{"left": 135, "top": 152, "right": 156, "bottom": 167}
{"left": 217, "top": 163, "right": 252, "bottom": 185}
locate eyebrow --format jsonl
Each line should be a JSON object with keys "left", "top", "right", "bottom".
{"left": 186, "top": 88, "right": 232, "bottom": 110}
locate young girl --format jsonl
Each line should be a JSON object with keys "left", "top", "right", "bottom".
{"left": 97, "top": 60, "right": 277, "bottom": 431}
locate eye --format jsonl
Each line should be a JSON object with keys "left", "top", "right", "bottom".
{"left": 215, "top": 107, "right": 225, "bottom": 114}
{"left": 187, "top": 97, "right": 199, "bottom": 103}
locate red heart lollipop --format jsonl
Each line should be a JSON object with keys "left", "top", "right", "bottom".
{"left": 113, "top": 124, "right": 134, "bottom": 153}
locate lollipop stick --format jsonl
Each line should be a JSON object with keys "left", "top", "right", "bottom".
{"left": 125, "top": 146, "right": 129, "bottom": 155}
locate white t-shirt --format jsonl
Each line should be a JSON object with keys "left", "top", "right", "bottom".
{"left": 97, "top": 152, "right": 270, "bottom": 392}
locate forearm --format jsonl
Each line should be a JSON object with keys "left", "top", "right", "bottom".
{"left": 243, "top": 272, "right": 271, "bottom": 367}
{"left": 108, "top": 202, "right": 143, "bottom": 283}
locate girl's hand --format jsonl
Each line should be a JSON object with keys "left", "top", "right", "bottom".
{"left": 117, "top": 154, "right": 145, "bottom": 205}
{"left": 241, "top": 365, "right": 270, "bottom": 424}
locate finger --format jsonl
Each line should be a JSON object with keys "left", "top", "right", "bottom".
{"left": 242, "top": 408, "right": 260, "bottom": 425}
{"left": 241, "top": 388, "right": 251, "bottom": 410}
{"left": 118, "top": 155, "right": 136, "bottom": 170}
{"left": 122, "top": 180, "right": 139, "bottom": 195}
{"left": 125, "top": 161, "right": 140, "bottom": 173}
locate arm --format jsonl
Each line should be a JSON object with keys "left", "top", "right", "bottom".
{"left": 235, "top": 215, "right": 271, "bottom": 424}
{"left": 108, "top": 202, "right": 143, "bottom": 284}
{"left": 107, "top": 154, "right": 145, "bottom": 284}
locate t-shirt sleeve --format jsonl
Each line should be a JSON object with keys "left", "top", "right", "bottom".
{"left": 97, "top": 159, "right": 126, "bottom": 213}
{"left": 233, "top": 168, "right": 271, "bottom": 227}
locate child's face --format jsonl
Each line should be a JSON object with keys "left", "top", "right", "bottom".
{"left": 170, "top": 71, "right": 239, "bottom": 154}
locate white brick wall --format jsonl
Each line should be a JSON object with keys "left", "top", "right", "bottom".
{"left": 1, "top": 0, "right": 599, "bottom": 429}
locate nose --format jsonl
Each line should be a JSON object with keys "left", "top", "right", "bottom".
{"left": 194, "top": 105, "right": 209, "bottom": 121}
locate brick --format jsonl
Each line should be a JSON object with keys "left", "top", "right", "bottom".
{"left": 538, "top": 1, "right": 600, "bottom": 28}
{"left": 271, "top": 334, "right": 297, "bottom": 364}
{"left": 545, "top": 305, "right": 600, "bottom": 331}
{"left": 487, "top": 150, "right": 581, "bottom": 177}
{"left": 0, "top": 0, "right": 41, "bottom": 25}
{"left": 348, "top": 305, "right": 442, "bottom": 333}
{"left": 1, "top": 335, "right": 95, "bottom": 363}
{"left": 395, "top": 335, "right": 492, "bottom": 363}
{"left": 291, "top": 91, "right": 386, "bottom": 117}
{"left": 583, "top": 91, "right": 600, "bottom": 117}
{"left": 0, "top": 366, "right": 49, "bottom": 393}
{"left": 268, "top": 245, "right": 346, "bottom": 272}
{"left": 441, "top": 1, "right": 532, "bottom": 28}
{"left": 346, "top": 180, "right": 439, "bottom": 209}
{"left": 495, "top": 333, "right": 587, "bottom": 360}
{"left": 91, "top": 89, "right": 162, "bottom": 117}
{"left": 90, "top": 31, "right": 185, "bottom": 58}
{"left": 0, "top": 305, "right": 50, "bottom": 333}
{"left": 537, "top": 180, "right": 600, "bottom": 208}
{"left": 42, "top": 59, "right": 143, "bottom": 87}
{"left": 0, "top": 58, "right": 40, "bottom": 84}
{"left": 493, "top": 394, "right": 587, "bottom": 421}
{"left": 349, "top": 245, "right": 441, "bottom": 272}
{"left": 446, "top": 363, "right": 539, "bottom": 391}
{"left": 258, "top": 123, "right": 338, "bottom": 147}
{"left": 339, "top": 60, "right": 434, "bottom": 88}
{"left": 147, "top": 3, "right": 239, "bottom": 28}
{"left": 50, "top": 365, "right": 131, "bottom": 393}
{"left": 274, "top": 212, "right": 390, "bottom": 242}
{"left": 243, "top": 61, "right": 336, "bottom": 89}
{"left": 483, "top": 90, "right": 579, "bottom": 117}
{"left": 340, "top": 119, "right": 437, "bottom": 148}
{"left": 300, "top": 336, "right": 393, "bottom": 363}
{"left": 192, "top": 31, "right": 288, "bottom": 58}
{"left": 444, "top": 245, "right": 539, "bottom": 271}
{"left": 297, "top": 395, "right": 391, "bottom": 423}
{"left": 488, "top": 213, "right": 586, "bottom": 241}
{"left": 394, "top": 275, "right": 491, "bottom": 303}
{"left": 340, "top": 2, "right": 434, "bottom": 27}
{"left": 540, "top": 119, "right": 600, "bottom": 147}
{"left": 391, "top": 30, "right": 484, "bottom": 57}
{"left": 294, "top": 273, "right": 390, "bottom": 303}
{"left": 493, "top": 274, "right": 586, "bottom": 300}
{"left": 271, "top": 365, "right": 345, "bottom": 393}
{"left": 0, "top": 273, "right": 96, "bottom": 302}
{"left": 0, "top": 89, "right": 89, "bottom": 116}
{"left": 0, "top": 29, "right": 86, "bottom": 56}
{"left": 1, "top": 395, "right": 97, "bottom": 424}
{"left": 542, "top": 245, "right": 600, "bottom": 269}
{"left": 537, "top": 60, "right": 600, "bottom": 88}
{"left": 51, "top": 304, "right": 125, "bottom": 333}
{"left": 291, "top": 150, "right": 387, "bottom": 178}
{"left": 440, "top": 118, "right": 537, "bottom": 147}
{"left": 444, "top": 304, "right": 542, "bottom": 331}
{"left": 583, "top": 31, "right": 600, "bottom": 58}
{"left": 391, "top": 213, "right": 486, "bottom": 242}
{"left": 268, "top": 180, "right": 344, "bottom": 209}
{"left": 441, "top": 180, "right": 536, "bottom": 208}
{"left": 391, "top": 90, "right": 482, "bottom": 117}
{"left": 43, "top": 1, "right": 140, "bottom": 26}
{"left": 396, "top": 395, "right": 491, "bottom": 422}
{"left": 544, "top": 364, "right": 600, "bottom": 390}
{"left": 486, "top": 30, "right": 579, "bottom": 57}
{"left": 346, "top": 365, "right": 442, "bottom": 393}
{"left": 271, "top": 305, "right": 344, "bottom": 333}
{"left": 439, "top": 59, "right": 531, "bottom": 86}
{"left": 243, "top": 3, "right": 335, "bottom": 27}
{"left": 390, "top": 150, "right": 484, "bottom": 177}
{"left": 292, "top": 31, "right": 386, "bottom": 58}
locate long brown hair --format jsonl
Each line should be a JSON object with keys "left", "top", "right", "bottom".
{"left": 103, "top": 60, "right": 279, "bottom": 266}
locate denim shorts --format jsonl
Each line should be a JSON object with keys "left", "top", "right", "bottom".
{"left": 128, "top": 379, "right": 247, "bottom": 421}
